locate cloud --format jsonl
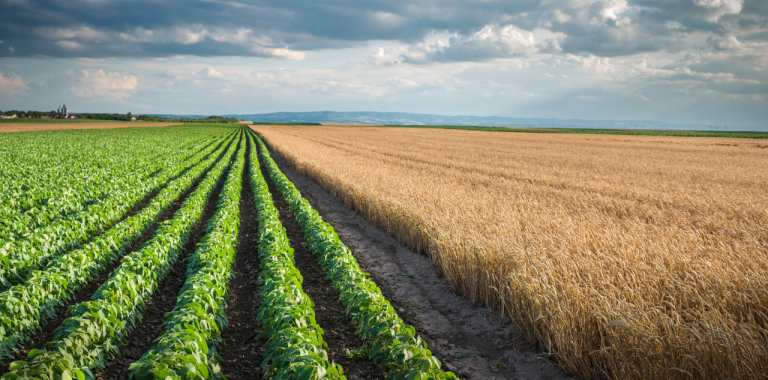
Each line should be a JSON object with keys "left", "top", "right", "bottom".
{"left": 0, "top": 0, "right": 766, "bottom": 125}
{"left": 197, "top": 67, "right": 224, "bottom": 78}
{"left": 369, "top": 25, "right": 550, "bottom": 65}
{"left": 0, "top": 71, "right": 28, "bottom": 97}
{"left": 69, "top": 69, "right": 138, "bottom": 100}
{"left": 0, "top": 0, "right": 766, "bottom": 60}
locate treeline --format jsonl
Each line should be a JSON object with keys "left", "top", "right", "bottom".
{"left": 141, "top": 115, "right": 241, "bottom": 123}
{"left": 1, "top": 110, "right": 240, "bottom": 123}
{"left": 82, "top": 113, "right": 135, "bottom": 121}
{"left": 2, "top": 110, "right": 58, "bottom": 118}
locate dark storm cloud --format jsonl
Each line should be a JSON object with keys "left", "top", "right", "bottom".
{"left": 1, "top": 0, "right": 767, "bottom": 59}
{"left": 0, "top": 0, "right": 540, "bottom": 58}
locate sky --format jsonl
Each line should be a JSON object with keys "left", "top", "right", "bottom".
{"left": 1, "top": 0, "right": 767, "bottom": 127}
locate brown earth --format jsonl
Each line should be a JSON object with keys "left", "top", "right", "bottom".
{"left": 263, "top": 140, "right": 576, "bottom": 380}
{"left": 0, "top": 122, "right": 181, "bottom": 133}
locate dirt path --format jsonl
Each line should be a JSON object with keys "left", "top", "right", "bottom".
{"left": 0, "top": 122, "right": 181, "bottom": 133}
{"left": 265, "top": 145, "right": 578, "bottom": 380}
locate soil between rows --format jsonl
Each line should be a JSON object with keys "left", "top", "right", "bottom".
{"left": 0, "top": 137, "right": 234, "bottom": 374}
{"left": 259, "top": 146, "right": 387, "bottom": 380}
{"left": 217, "top": 139, "right": 266, "bottom": 379}
{"left": 94, "top": 137, "right": 239, "bottom": 379}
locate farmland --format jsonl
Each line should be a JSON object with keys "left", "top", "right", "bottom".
{"left": 1, "top": 124, "right": 479, "bottom": 380}
{"left": 253, "top": 125, "right": 768, "bottom": 380}
{"left": 4, "top": 121, "right": 763, "bottom": 380}
{"left": 0, "top": 121, "right": 182, "bottom": 133}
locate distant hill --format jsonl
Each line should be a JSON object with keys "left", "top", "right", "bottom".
{"left": 147, "top": 111, "right": 754, "bottom": 132}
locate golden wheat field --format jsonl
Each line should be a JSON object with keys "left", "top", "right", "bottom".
{"left": 252, "top": 125, "right": 768, "bottom": 380}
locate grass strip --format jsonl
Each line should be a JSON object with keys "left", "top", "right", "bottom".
{"left": 254, "top": 133, "right": 457, "bottom": 380}
{"left": 0, "top": 133, "right": 236, "bottom": 361}
{"left": 127, "top": 132, "right": 246, "bottom": 380}
{"left": 246, "top": 133, "right": 344, "bottom": 379}
{"left": 0, "top": 130, "right": 236, "bottom": 289}
{"left": 0, "top": 133, "right": 239, "bottom": 380}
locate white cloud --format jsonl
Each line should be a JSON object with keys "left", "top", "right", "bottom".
{"left": 28, "top": 25, "right": 305, "bottom": 60}
{"left": 69, "top": 69, "right": 138, "bottom": 100}
{"left": 368, "top": 25, "right": 548, "bottom": 65}
{"left": 197, "top": 67, "right": 224, "bottom": 77}
{"left": 599, "top": 0, "right": 630, "bottom": 20}
{"left": 566, "top": 54, "right": 613, "bottom": 74}
{"left": 367, "top": 47, "right": 405, "bottom": 66}
{"left": 0, "top": 71, "right": 28, "bottom": 97}
{"left": 693, "top": 0, "right": 743, "bottom": 21}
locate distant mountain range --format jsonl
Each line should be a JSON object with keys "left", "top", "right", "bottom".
{"left": 147, "top": 111, "right": 757, "bottom": 132}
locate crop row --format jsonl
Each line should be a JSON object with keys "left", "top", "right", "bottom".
{"left": 2, "top": 126, "right": 455, "bottom": 380}
{"left": 0, "top": 133, "right": 216, "bottom": 241}
{"left": 0, "top": 127, "right": 221, "bottom": 223}
{"left": 0, "top": 132, "right": 237, "bottom": 360}
{"left": 0, "top": 130, "right": 236, "bottom": 289}
{"left": 2, "top": 132, "right": 240, "bottom": 379}
{"left": 246, "top": 132, "right": 344, "bottom": 379}
{"left": 128, "top": 129, "right": 246, "bottom": 379}
{"left": 0, "top": 136, "right": 211, "bottom": 241}
{"left": 254, "top": 133, "right": 457, "bottom": 380}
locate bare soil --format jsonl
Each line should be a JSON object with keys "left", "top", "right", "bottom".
{"left": 264, "top": 144, "right": 577, "bottom": 380}
{"left": 0, "top": 122, "right": 181, "bottom": 133}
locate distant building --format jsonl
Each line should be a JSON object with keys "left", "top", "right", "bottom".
{"left": 57, "top": 104, "right": 69, "bottom": 118}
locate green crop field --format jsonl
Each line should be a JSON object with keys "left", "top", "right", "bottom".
{"left": 0, "top": 124, "right": 453, "bottom": 380}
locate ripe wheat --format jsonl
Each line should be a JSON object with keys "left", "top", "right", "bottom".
{"left": 253, "top": 125, "right": 768, "bottom": 380}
